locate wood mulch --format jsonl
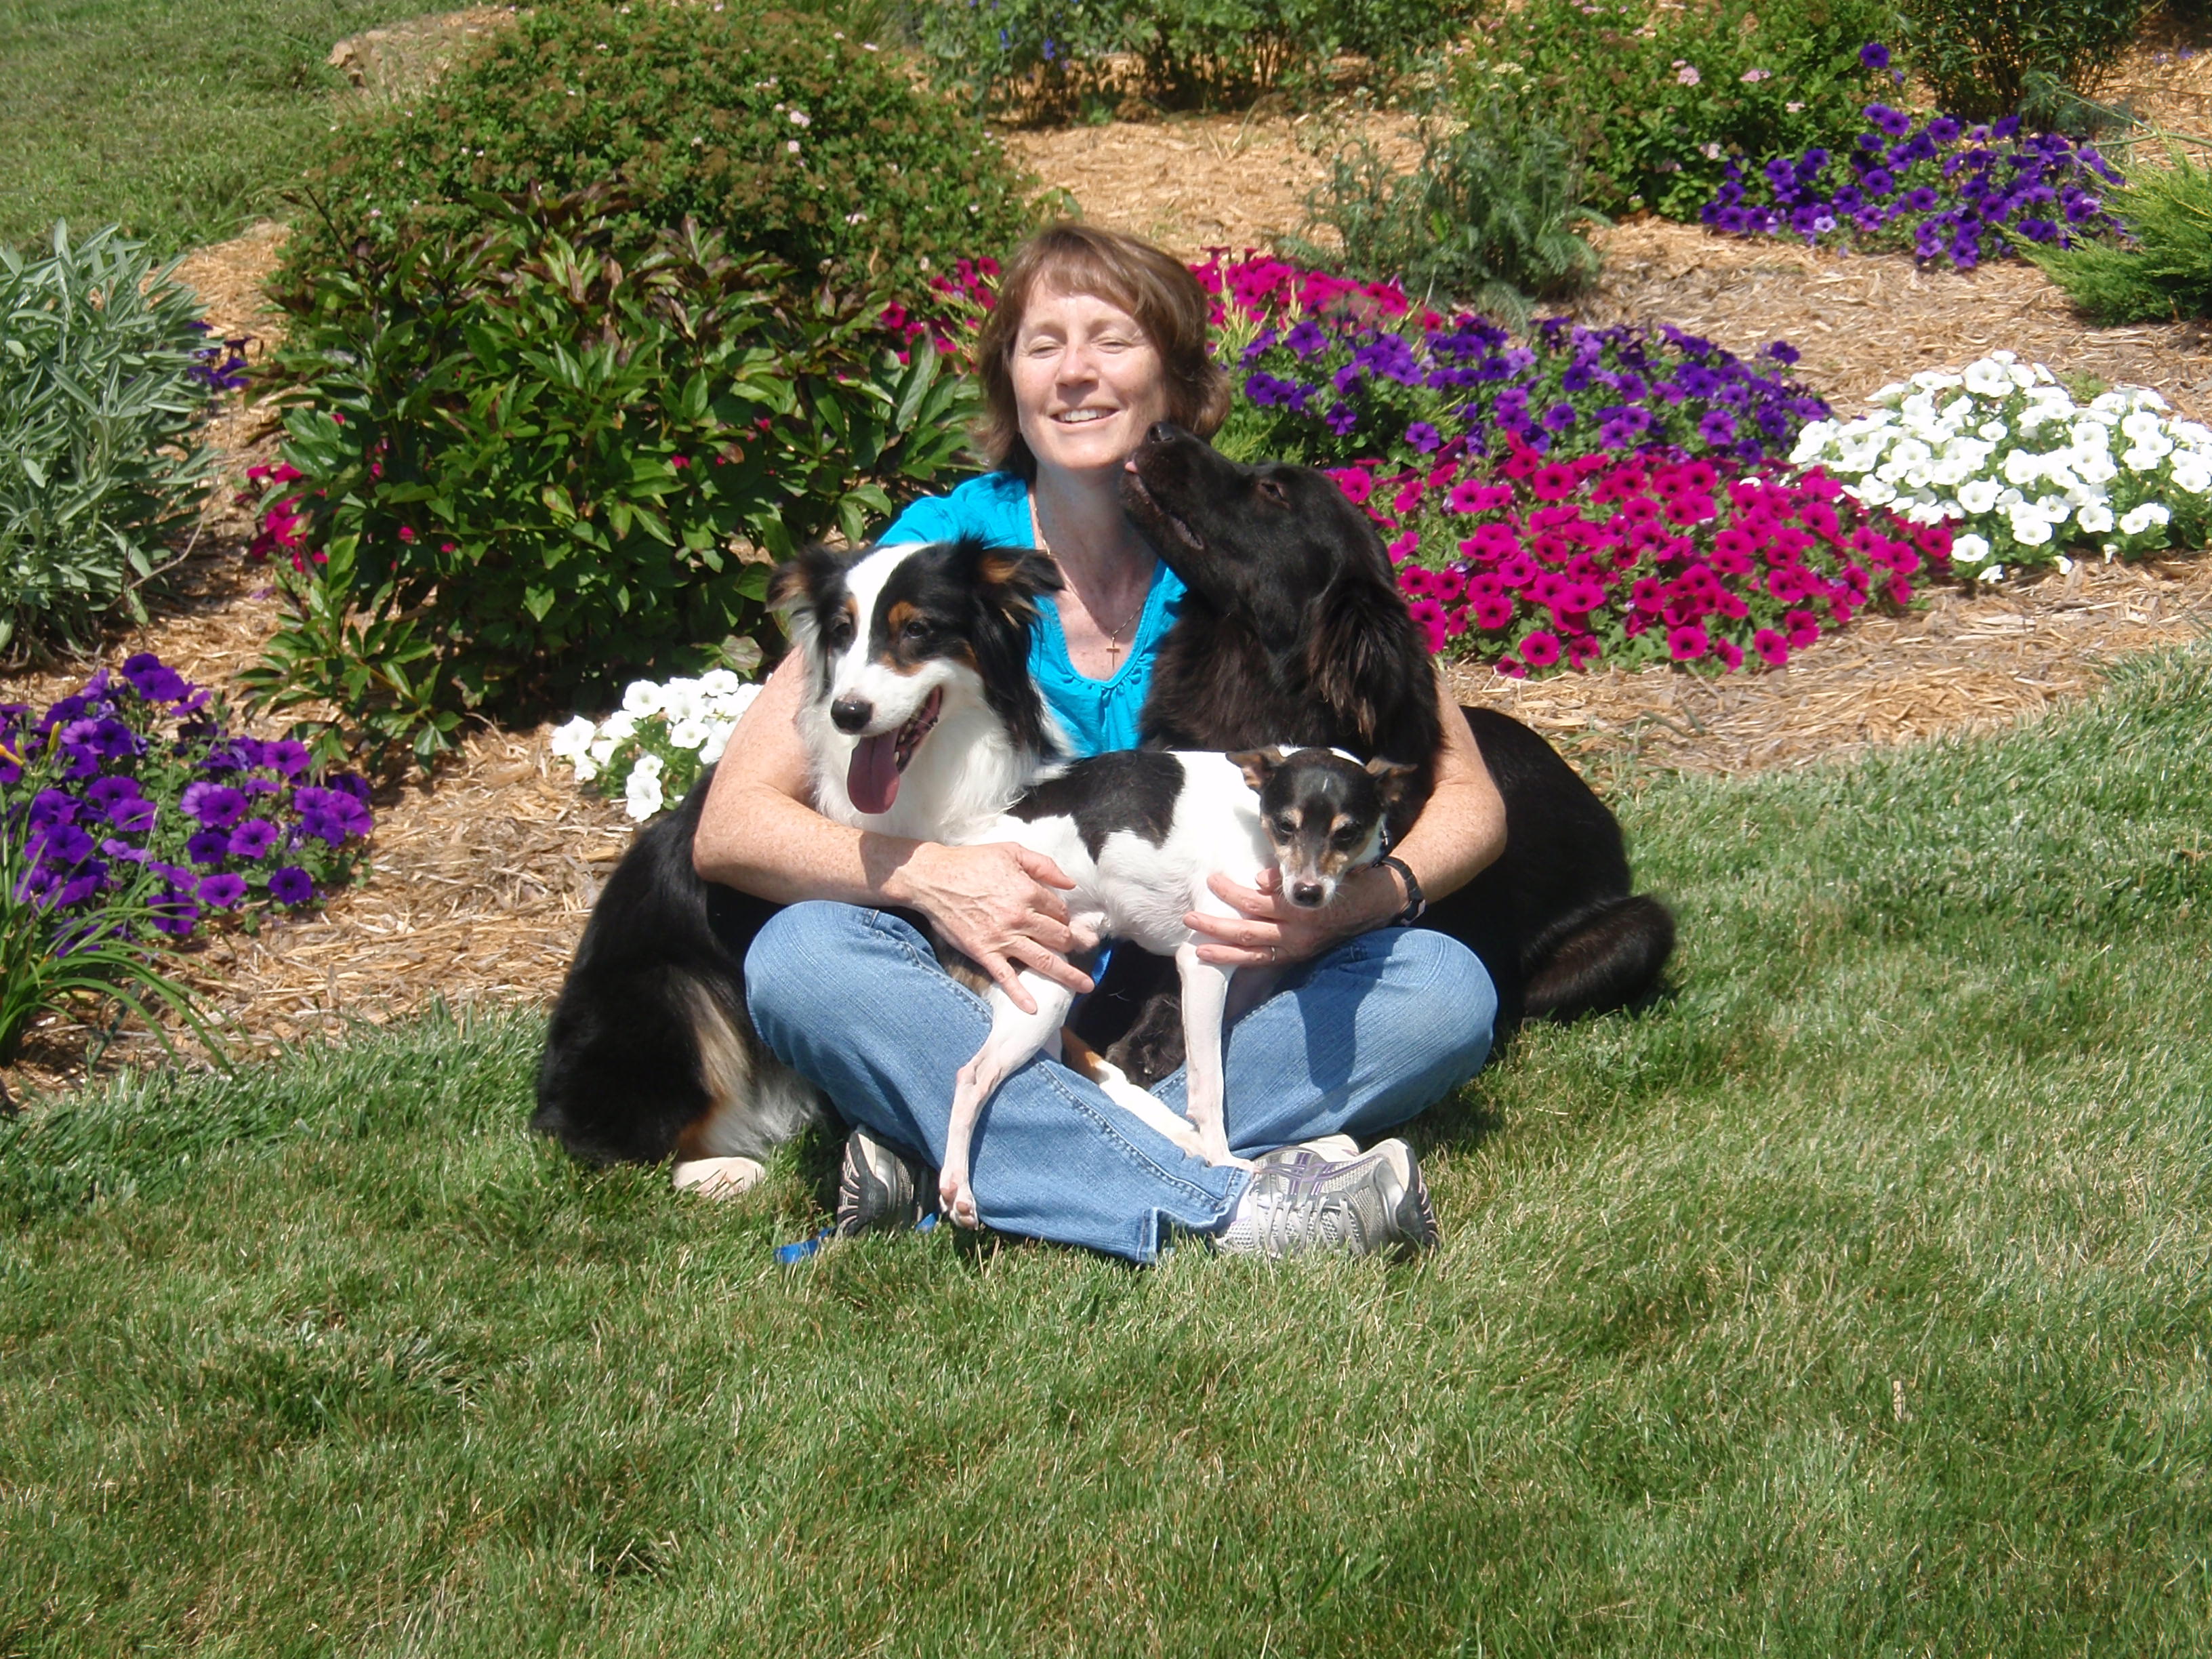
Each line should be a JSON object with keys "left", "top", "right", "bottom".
{"left": 9, "top": 22, "right": 2212, "bottom": 1099}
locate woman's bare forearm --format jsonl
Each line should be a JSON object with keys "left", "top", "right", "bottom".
{"left": 1389, "top": 674, "right": 1506, "bottom": 908}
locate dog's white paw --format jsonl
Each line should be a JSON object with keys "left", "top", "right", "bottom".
{"left": 944, "top": 1177, "right": 983, "bottom": 1230}
{"left": 672, "top": 1155, "right": 766, "bottom": 1198}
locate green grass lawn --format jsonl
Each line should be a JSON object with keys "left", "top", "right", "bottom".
{"left": 0, "top": 0, "right": 452, "bottom": 256}
{"left": 5, "top": 649, "right": 2211, "bottom": 1655}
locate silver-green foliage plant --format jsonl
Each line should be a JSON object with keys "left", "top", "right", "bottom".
{"left": 0, "top": 224, "right": 213, "bottom": 660}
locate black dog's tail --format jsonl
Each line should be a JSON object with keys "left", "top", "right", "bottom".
{"left": 1521, "top": 893, "right": 1675, "bottom": 1022}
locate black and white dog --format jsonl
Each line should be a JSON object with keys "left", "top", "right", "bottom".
{"left": 938, "top": 743, "right": 1414, "bottom": 1226}
{"left": 531, "top": 537, "right": 1067, "bottom": 1195}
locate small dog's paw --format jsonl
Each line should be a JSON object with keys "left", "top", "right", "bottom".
{"left": 945, "top": 1179, "right": 983, "bottom": 1229}
{"left": 672, "top": 1155, "right": 766, "bottom": 1199}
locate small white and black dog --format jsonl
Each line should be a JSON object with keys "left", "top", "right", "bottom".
{"left": 531, "top": 537, "right": 1068, "bottom": 1195}
{"left": 938, "top": 743, "right": 1415, "bottom": 1227}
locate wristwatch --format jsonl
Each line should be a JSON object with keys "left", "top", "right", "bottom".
{"left": 1374, "top": 855, "right": 1426, "bottom": 926}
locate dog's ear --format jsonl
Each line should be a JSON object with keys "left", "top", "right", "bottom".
{"left": 1227, "top": 749, "right": 1280, "bottom": 794}
{"left": 766, "top": 544, "right": 846, "bottom": 615}
{"left": 967, "top": 542, "right": 1064, "bottom": 623}
{"left": 1305, "top": 579, "right": 1421, "bottom": 744}
{"left": 1365, "top": 756, "right": 1419, "bottom": 811}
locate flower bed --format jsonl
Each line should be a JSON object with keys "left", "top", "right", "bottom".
{"left": 1701, "top": 109, "right": 2123, "bottom": 268}
{"left": 2, "top": 655, "right": 373, "bottom": 941}
{"left": 549, "top": 673, "right": 764, "bottom": 819}
{"left": 1347, "top": 443, "right": 1948, "bottom": 671}
{"left": 1789, "top": 354, "right": 2212, "bottom": 581}
{"left": 1206, "top": 256, "right": 1830, "bottom": 474}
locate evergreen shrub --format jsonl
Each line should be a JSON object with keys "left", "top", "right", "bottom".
{"left": 281, "top": 1, "right": 1038, "bottom": 312}
{"left": 251, "top": 189, "right": 980, "bottom": 771}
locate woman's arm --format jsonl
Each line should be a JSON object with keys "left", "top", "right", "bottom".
{"left": 1186, "top": 672, "right": 1505, "bottom": 966}
{"left": 692, "top": 650, "right": 1097, "bottom": 1008}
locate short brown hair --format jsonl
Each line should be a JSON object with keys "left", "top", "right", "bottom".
{"left": 973, "top": 224, "right": 1231, "bottom": 480}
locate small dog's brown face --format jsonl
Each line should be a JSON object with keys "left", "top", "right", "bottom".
{"left": 1231, "top": 747, "right": 1417, "bottom": 909}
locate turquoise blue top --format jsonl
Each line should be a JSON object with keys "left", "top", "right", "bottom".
{"left": 878, "top": 471, "right": 1184, "bottom": 758}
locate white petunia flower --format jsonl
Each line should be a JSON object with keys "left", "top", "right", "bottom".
{"left": 548, "top": 715, "right": 598, "bottom": 761}
{"left": 1957, "top": 478, "right": 2001, "bottom": 514}
{"left": 699, "top": 668, "right": 741, "bottom": 696}
{"left": 1963, "top": 359, "right": 2013, "bottom": 398}
{"left": 1979, "top": 420, "right": 2009, "bottom": 443}
{"left": 2010, "top": 514, "right": 2053, "bottom": 546}
{"left": 621, "top": 680, "right": 665, "bottom": 717}
{"left": 2171, "top": 459, "right": 2211, "bottom": 494}
{"left": 1951, "top": 532, "right": 1992, "bottom": 565}
{"left": 625, "top": 766, "right": 665, "bottom": 821}
{"left": 2076, "top": 502, "right": 2114, "bottom": 533}
{"left": 2121, "top": 502, "right": 2173, "bottom": 533}
{"left": 668, "top": 717, "right": 711, "bottom": 752}
{"left": 1851, "top": 476, "right": 1898, "bottom": 506}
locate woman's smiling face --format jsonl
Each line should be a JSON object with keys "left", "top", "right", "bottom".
{"left": 1009, "top": 282, "right": 1170, "bottom": 480}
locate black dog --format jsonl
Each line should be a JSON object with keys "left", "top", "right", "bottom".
{"left": 1080, "top": 423, "right": 1673, "bottom": 1080}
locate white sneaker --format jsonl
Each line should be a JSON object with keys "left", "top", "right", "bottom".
{"left": 1216, "top": 1138, "right": 1437, "bottom": 1261}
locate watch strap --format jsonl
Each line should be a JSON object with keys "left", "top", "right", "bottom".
{"left": 1374, "top": 855, "right": 1426, "bottom": 926}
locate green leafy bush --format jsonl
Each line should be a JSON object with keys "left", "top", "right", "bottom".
{"left": 1486, "top": 0, "right": 1904, "bottom": 220}
{"left": 1898, "top": 0, "right": 2150, "bottom": 120}
{"left": 910, "top": 0, "right": 1482, "bottom": 117}
{"left": 0, "top": 224, "right": 213, "bottom": 659}
{"left": 249, "top": 188, "right": 981, "bottom": 771}
{"left": 1289, "top": 87, "right": 1604, "bottom": 319}
{"left": 2025, "top": 149, "right": 2212, "bottom": 319}
{"left": 281, "top": 1, "right": 1038, "bottom": 314}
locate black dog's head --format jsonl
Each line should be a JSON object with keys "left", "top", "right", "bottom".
{"left": 1123, "top": 423, "right": 1395, "bottom": 640}
{"left": 1231, "top": 746, "right": 1417, "bottom": 909}
{"left": 769, "top": 537, "right": 1063, "bottom": 813}
{"left": 1124, "top": 423, "right": 1439, "bottom": 770}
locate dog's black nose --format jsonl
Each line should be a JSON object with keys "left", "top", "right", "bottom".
{"left": 830, "top": 696, "right": 873, "bottom": 734}
{"left": 1291, "top": 881, "right": 1325, "bottom": 907}
{"left": 1146, "top": 420, "right": 1184, "bottom": 446}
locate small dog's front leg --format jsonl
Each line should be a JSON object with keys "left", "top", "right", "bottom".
{"left": 1174, "top": 945, "right": 1249, "bottom": 1170}
{"left": 943, "top": 972, "right": 1075, "bottom": 1229}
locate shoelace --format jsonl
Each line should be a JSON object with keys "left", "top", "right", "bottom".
{"left": 1252, "top": 1170, "right": 1364, "bottom": 1257}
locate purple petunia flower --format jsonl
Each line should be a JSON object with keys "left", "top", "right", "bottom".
{"left": 1405, "top": 422, "right": 1442, "bottom": 453}
{"left": 1859, "top": 41, "right": 1889, "bottom": 70}
{"left": 180, "top": 781, "right": 248, "bottom": 827}
{"left": 107, "top": 796, "right": 157, "bottom": 833}
{"left": 228, "top": 819, "right": 282, "bottom": 859}
{"left": 268, "top": 866, "right": 316, "bottom": 906}
{"left": 197, "top": 872, "right": 248, "bottom": 909}
{"left": 186, "top": 827, "right": 233, "bottom": 867}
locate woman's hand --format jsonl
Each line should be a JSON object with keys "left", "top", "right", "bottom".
{"left": 892, "top": 841, "right": 1097, "bottom": 1012}
{"left": 1184, "top": 865, "right": 1403, "bottom": 969}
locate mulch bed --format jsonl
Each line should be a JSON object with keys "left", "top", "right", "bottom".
{"left": 9, "top": 23, "right": 2212, "bottom": 1099}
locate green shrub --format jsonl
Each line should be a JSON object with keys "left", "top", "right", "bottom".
{"left": 1898, "top": 0, "right": 2151, "bottom": 120}
{"left": 1488, "top": 0, "right": 1904, "bottom": 220}
{"left": 910, "top": 0, "right": 1481, "bottom": 117}
{"left": 1288, "top": 87, "right": 1604, "bottom": 320}
{"left": 247, "top": 188, "right": 981, "bottom": 772}
{"left": 2024, "top": 148, "right": 2212, "bottom": 320}
{"left": 281, "top": 2, "right": 1038, "bottom": 315}
{"left": 0, "top": 224, "right": 213, "bottom": 659}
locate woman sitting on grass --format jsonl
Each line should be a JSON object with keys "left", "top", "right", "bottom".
{"left": 693, "top": 224, "right": 1504, "bottom": 1263}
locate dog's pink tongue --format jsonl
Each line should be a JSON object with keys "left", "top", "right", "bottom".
{"left": 847, "top": 732, "right": 902, "bottom": 815}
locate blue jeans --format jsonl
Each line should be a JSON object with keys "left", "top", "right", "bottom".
{"left": 745, "top": 902, "right": 1496, "bottom": 1263}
